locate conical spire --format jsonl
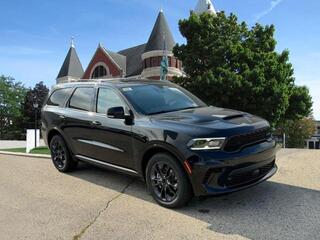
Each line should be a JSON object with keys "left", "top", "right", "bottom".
{"left": 57, "top": 39, "right": 84, "bottom": 81}
{"left": 145, "top": 10, "right": 175, "bottom": 53}
{"left": 194, "top": 0, "right": 217, "bottom": 15}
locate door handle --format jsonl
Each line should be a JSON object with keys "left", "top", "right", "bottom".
{"left": 59, "top": 115, "right": 66, "bottom": 120}
{"left": 91, "top": 121, "right": 102, "bottom": 126}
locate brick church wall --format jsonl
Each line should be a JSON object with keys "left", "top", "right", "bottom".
{"left": 82, "top": 47, "right": 122, "bottom": 79}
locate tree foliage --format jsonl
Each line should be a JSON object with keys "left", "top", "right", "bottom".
{"left": 173, "top": 12, "right": 312, "bottom": 127}
{"left": 22, "top": 81, "right": 49, "bottom": 128}
{"left": 0, "top": 75, "right": 27, "bottom": 139}
{"left": 285, "top": 86, "right": 313, "bottom": 120}
{"left": 283, "top": 118, "right": 316, "bottom": 148}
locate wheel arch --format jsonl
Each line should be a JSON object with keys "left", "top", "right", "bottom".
{"left": 47, "top": 128, "right": 64, "bottom": 146}
{"left": 140, "top": 142, "right": 190, "bottom": 182}
{"left": 46, "top": 128, "right": 75, "bottom": 155}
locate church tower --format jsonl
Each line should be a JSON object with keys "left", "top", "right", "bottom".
{"left": 141, "top": 10, "right": 184, "bottom": 80}
{"left": 194, "top": 0, "right": 217, "bottom": 15}
{"left": 56, "top": 39, "right": 84, "bottom": 84}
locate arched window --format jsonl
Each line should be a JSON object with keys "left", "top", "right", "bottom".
{"left": 91, "top": 65, "right": 108, "bottom": 79}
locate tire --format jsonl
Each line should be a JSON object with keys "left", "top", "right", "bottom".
{"left": 146, "top": 153, "right": 193, "bottom": 208}
{"left": 49, "top": 135, "right": 78, "bottom": 172}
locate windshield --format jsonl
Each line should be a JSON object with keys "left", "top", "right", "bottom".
{"left": 120, "top": 84, "right": 207, "bottom": 115}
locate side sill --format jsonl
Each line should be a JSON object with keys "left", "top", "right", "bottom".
{"left": 75, "top": 154, "right": 139, "bottom": 176}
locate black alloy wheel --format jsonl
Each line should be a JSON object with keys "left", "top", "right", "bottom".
{"left": 50, "top": 135, "right": 77, "bottom": 172}
{"left": 150, "top": 161, "right": 179, "bottom": 202}
{"left": 146, "top": 153, "right": 193, "bottom": 208}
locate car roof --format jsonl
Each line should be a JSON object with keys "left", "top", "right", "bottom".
{"left": 53, "top": 78, "right": 174, "bottom": 90}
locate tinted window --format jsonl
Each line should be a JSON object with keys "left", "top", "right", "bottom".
{"left": 121, "top": 84, "right": 206, "bottom": 115}
{"left": 69, "top": 87, "right": 94, "bottom": 111}
{"left": 47, "top": 88, "right": 72, "bottom": 107}
{"left": 97, "top": 88, "right": 125, "bottom": 114}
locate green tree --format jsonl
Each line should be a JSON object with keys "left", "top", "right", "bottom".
{"left": 173, "top": 12, "right": 312, "bottom": 127}
{"left": 283, "top": 118, "right": 316, "bottom": 148}
{"left": 285, "top": 86, "right": 313, "bottom": 120}
{"left": 22, "top": 81, "right": 49, "bottom": 128}
{"left": 0, "top": 75, "right": 27, "bottom": 139}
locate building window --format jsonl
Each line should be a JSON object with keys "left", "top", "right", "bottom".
{"left": 150, "top": 57, "right": 161, "bottom": 67}
{"left": 91, "top": 65, "right": 108, "bottom": 79}
{"left": 171, "top": 57, "right": 177, "bottom": 68}
{"left": 317, "top": 127, "right": 320, "bottom": 135}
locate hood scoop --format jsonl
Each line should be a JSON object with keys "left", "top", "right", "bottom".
{"left": 222, "top": 114, "right": 245, "bottom": 120}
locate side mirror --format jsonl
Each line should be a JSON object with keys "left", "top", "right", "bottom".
{"left": 107, "top": 107, "right": 125, "bottom": 119}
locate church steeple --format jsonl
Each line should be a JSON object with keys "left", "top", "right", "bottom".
{"left": 144, "top": 10, "right": 175, "bottom": 52}
{"left": 141, "top": 10, "right": 184, "bottom": 80}
{"left": 56, "top": 39, "right": 84, "bottom": 84}
{"left": 194, "top": 0, "right": 217, "bottom": 15}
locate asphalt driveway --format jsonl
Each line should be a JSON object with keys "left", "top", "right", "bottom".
{"left": 0, "top": 149, "right": 319, "bottom": 240}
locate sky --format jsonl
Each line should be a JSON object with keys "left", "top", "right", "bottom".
{"left": 0, "top": 0, "right": 319, "bottom": 119}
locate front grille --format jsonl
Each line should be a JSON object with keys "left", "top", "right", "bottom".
{"left": 223, "top": 127, "right": 271, "bottom": 152}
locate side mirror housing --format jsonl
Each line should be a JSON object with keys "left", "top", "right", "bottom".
{"left": 107, "top": 107, "right": 125, "bottom": 119}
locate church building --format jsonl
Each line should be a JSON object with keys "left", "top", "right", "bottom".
{"left": 56, "top": 0, "right": 216, "bottom": 84}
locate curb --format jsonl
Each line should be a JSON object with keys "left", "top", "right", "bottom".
{"left": 0, "top": 151, "right": 51, "bottom": 159}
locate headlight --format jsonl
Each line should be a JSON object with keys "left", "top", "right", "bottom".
{"left": 187, "top": 138, "right": 226, "bottom": 150}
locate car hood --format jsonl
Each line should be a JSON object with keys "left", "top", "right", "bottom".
{"left": 149, "top": 106, "right": 269, "bottom": 137}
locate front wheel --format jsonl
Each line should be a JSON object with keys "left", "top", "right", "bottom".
{"left": 146, "top": 153, "right": 193, "bottom": 208}
{"left": 50, "top": 135, "right": 78, "bottom": 172}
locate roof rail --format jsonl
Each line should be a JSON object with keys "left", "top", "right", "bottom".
{"left": 77, "top": 78, "right": 127, "bottom": 82}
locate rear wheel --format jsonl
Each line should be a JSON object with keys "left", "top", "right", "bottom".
{"left": 50, "top": 135, "right": 78, "bottom": 172}
{"left": 146, "top": 153, "right": 193, "bottom": 208}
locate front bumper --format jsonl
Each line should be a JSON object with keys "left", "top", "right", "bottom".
{"left": 188, "top": 140, "right": 277, "bottom": 196}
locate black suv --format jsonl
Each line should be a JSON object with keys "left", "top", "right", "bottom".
{"left": 42, "top": 79, "right": 277, "bottom": 208}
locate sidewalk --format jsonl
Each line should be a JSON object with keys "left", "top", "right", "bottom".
{"left": 0, "top": 140, "right": 45, "bottom": 149}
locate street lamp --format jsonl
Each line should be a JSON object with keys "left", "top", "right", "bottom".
{"left": 33, "top": 97, "right": 39, "bottom": 149}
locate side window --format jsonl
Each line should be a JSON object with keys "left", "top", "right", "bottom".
{"left": 97, "top": 88, "right": 125, "bottom": 114}
{"left": 47, "top": 88, "right": 72, "bottom": 107}
{"left": 69, "top": 87, "right": 94, "bottom": 111}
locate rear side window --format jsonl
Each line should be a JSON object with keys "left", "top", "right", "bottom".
{"left": 69, "top": 87, "right": 94, "bottom": 111}
{"left": 47, "top": 88, "right": 72, "bottom": 107}
{"left": 97, "top": 88, "right": 126, "bottom": 114}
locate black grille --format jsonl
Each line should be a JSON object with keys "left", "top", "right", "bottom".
{"left": 224, "top": 127, "right": 271, "bottom": 152}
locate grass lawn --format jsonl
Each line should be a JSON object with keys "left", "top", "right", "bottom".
{"left": 0, "top": 147, "right": 50, "bottom": 155}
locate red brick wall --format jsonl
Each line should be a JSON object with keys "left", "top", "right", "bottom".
{"left": 147, "top": 76, "right": 173, "bottom": 80}
{"left": 82, "top": 47, "right": 122, "bottom": 79}
{"left": 143, "top": 56, "right": 182, "bottom": 70}
{"left": 148, "top": 76, "right": 161, "bottom": 80}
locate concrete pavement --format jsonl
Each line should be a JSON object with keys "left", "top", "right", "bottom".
{"left": 0, "top": 149, "right": 319, "bottom": 240}
{"left": 0, "top": 140, "right": 45, "bottom": 149}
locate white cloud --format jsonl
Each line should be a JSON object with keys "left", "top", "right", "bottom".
{"left": 254, "top": 0, "right": 284, "bottom": 21}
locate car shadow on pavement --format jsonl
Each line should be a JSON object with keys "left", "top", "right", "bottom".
{"left": 69, "top": 162, "right": 320, "bottom": 240}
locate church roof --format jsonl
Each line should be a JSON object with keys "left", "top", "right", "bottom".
{"left": 103, "top": 47, "right": 127, "bottom": 74}
{"left": 144, "top": 10, "right": 175, "bottom": 53}
{"left": 118, "top": 43, "right": 147, "bottom": 77}
{"left": 194, "top": 0, "right": 216, "bottom": 15}
{"left": 57, "top": 45, "right": 84, "bottom": 79}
